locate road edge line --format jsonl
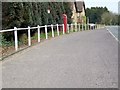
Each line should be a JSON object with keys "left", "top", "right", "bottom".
{"left": 107, "top": 29, "right": 119, "bottom": 44}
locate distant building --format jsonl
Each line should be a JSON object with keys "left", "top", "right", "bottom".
{"left": 71, "top": 0, "right": 86, "bottom": 24}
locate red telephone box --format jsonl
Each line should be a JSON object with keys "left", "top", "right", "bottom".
{"left": 62, "top": 14, "right": 67, "bottom": 33}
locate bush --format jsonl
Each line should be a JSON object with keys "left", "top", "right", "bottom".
{"left": 0, "top": 34, "right": 14, "bottom": 47}
{"left": 19, "top": 34, "right": 28, "bottom": 45}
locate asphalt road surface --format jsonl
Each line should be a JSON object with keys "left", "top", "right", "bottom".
{"left": 2, "top": 28, "right": 118, "bottom": 88}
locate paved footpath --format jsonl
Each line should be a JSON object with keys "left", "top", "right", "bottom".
{"left": 2, "top": 28, "right": 118, "bottom": 88}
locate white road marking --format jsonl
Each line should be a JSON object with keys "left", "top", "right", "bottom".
{"left": 107, "top": 29, "right": 119, "bottom": 43}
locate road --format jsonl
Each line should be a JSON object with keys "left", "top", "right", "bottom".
{"left": 2, "top": 28, "right": 118, "bottom": 88}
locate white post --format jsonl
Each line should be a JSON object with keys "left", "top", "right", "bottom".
{"left": 14, "top": 27, "right": 18, "bottom": 51}
{"left": 82, "top": 23, "right": 84, "bottom": 31}
{"left": 28, "top": 26, "right": 31, "bottom": 46}
{"left": 79, "top": 24, "right": 80, "bottom": 31}
{"left": 71, "top": 24, "right": 73, "bottom": 32}
{"left": 37, "top": 25, "right": 40, "bottom": 42}
{"left": 75, "top": 23, "right": 77, "bottom": 32}
{"left": 96, "top": 24, "right": 97, "bottom": 29}
{"left": 62, "top": 24, "right": 65, "bottom": 34}
{"left": 51, "top": 24, "right": 54, "bottom": 38}
{"left": 56, "top": 24, "right": 59, "bottom": 36}
{"left": 88, "top": 24, "right": 89, "bottom": 30}
{"left": 67, "top": 24, "right": 70, "bottom": 33}
{"left": 98, "top": 24, "right": 100, "bottom": 29}
{"left": 45, "top": 25, "right": 48, "bottom": 39}
{"left": 85, "top": 24, "right": 86, "bottom": 30}
{"left": 104, "top": 24, "right": 105, "bottom": 28}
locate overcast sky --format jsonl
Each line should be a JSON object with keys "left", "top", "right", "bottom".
{"left": 83, "top": 0, "right": 119, "bottom": 14}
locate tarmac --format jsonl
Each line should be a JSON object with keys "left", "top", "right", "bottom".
{"left": 2, "top": 28, "right": 118, "bottom": 88}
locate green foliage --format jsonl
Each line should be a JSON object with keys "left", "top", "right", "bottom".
{"left": 0, "top": 34, "right": 14, "bottom": 47}
{"left": 63, "top": 2, "right": 72, "bottom": 24}
{"left": 82, "top": 16, "right": 86, "bottom": 24}
{"left": 2, "top": 2, "right": 73, "bottom": 42}
{"left": 2, "top": 2, "right": 72, "bottom": 29}
{"left": 101, "top": 12, "right": 118, "bottom": 25}
{"left": 19, "top": 34, "right": 28, "bottom": 45}
{"left": 86, "top": 7, "right": 109, "bottom": 24}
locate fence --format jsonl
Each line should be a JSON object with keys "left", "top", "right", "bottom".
{"left": 0, "top": 23, "right": 104, "bottom": 59}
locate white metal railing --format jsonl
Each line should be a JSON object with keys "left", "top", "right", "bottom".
{"left": 0, "top": 23, "right": 105, "bottom": 51}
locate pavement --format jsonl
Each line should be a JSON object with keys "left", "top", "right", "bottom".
{"left": 2, "top": 28, "right": 118, "bottom": 88}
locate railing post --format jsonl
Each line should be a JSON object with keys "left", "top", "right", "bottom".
{"left": 85, "top": 24, "right": 86, "bottom": 30}
{"left": 56, "top": 24, "right": 59, "bottom": 36}
{"left": 88, "top": 25, "right": 90, "bottom": 30}
{"left": 71, "top": 24, "right": 73, "bottom": 32}
{"left": 51, "top": 24, "right": 54, "bottom": 38}
{"left": 62, "top": 24, "right": 65, "bottom": 34}
{"left": 82, "top": 23, "right": 84, "bottom": 31}
{"left": 87, "top": 24, "right": 89, "bottom": 30}
{"left": 14, "top": 27, "right": 18, "bottom": 51}
{"left": 104, "top": 24, "right": 105, "bottom": 28}
{"left": 37, "top": 25, "right": 40, "bottom": 42}
{"left": 45, "top": 25, "right": 48, "bottom": 39}
{"left": 75, "top": 23, "right": 77, "bottom": 32}
{"left": 98, "top": 24, "right": 100, "bottom": 29}
{"left": 67, "top": 24, "right": 70, "bottom": 33}
{"left": 79, "top": 24, "right": 80, "bottom": 31}
{"left": 95, "top": 25, "right": 96, "bottom": 29}
{"left": 28, "top": 26, "right": 31, "bottom": 46}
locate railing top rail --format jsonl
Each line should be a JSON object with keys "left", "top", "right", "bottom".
{"left": 17, "top": 28, "right": 28, "bottom": 30}
{"left": 0, "top": 24, "right": 71, "bottom": 33}
{"left": 58, "top": 24, "right": 63, "bottom": 26}
{"left": 40, "top": 26, "right": 45, "bottom": 28}
{"left": 30, "top": 27, "right": 38, "bottom": 29}
{"left": 0, "top": 29, "right": 14, "bottom": 33}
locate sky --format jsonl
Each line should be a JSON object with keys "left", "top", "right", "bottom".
{"left": 80, "top": 0, "right": 119, "bottom": 14}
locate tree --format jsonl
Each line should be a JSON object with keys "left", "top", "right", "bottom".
{"left": 86, "top": 7, "right": 109, "bottom": 24}
{"left": 101, "top": 12, "right": 118, "bottom": 25}
{"left": 2, "top": 2, "right": 73, "bottom": 41}
{"left": 101, "top": 12, "right": 112, "bottom": 25}
{"left": 63, "top": 2, "right": 72, "bottom": 24}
